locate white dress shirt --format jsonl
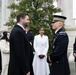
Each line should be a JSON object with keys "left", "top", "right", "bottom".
{"left": 17, "top": 23, "right": 25, "bottom": 30}
{"left": 55, "top": 28, "right": 62, "bottom": 34}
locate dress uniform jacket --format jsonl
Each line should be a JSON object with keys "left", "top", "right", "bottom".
{"left": 73, "top": 38, "right": 76, "bottom": 62}
{"left": 50, "top": 28, "right": 70, "bottom": 75}
{"left": 8, "top": 25, "right": 33, "bottom": 75}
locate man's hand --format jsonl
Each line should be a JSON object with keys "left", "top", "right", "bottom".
{"left": 47, "top": 56, "right": 52, "bottom": 63}
{"left": 26, "top": 71, "right": 30, "bottom": 75}
{"left": 0, "top": 70, "right": 2, "bottom": 73}
{"left": 74, "top": 53, "right": 76, "bottom": 57}
{"left": 39, "top": 54, "right": 45, "bottom": 59}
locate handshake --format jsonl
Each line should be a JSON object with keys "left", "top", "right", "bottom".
{"left": 38, "top": 54, "right": 45, "bottom": 59}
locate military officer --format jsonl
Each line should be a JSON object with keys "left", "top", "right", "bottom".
{"left": 49, "top": 15, "right": 70, "bottom": 75}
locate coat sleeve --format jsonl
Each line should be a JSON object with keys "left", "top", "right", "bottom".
{"left": 50, "top": 34, "right": 68, "bottom": 62}
{"left": 33, "top": 36, "right": 41, "bottom": 55}
{"left": 0, "top": 41, "right": 10, "bottom": 54}
{"left": 30, "top": 33, "right": 34, "bottom": 45}
{"left": 42, "top": 36, "right": 49, "bottom": 56}
{"left": 73, "top": 38, "right": 76, "bottom": 53}
{"left": 13, "top": 31, "right": 30, "bottom": 74}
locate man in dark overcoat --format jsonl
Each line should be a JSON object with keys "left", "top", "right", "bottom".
{"left": 8, "top": 12, "right": 33, "bottom": 75}
{"left": 48, "top": 15, "right": 70, "bottom": 75}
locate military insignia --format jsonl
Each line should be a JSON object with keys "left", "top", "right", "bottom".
{"left": 30, "top": 42, "right": 32, "bottom": 46}
{"left": 59, "top": 32, "right": 66, "bottom": 36}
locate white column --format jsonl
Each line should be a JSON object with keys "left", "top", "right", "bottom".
{"left": 73, "top": 0, "right": 76, "bottom": 19}
{"left": 61, "top": 0, "right": 75, "bottom": 28}
{"left": 1, "top": 0, "right": 13, "bottom": 31}
{"left": 0, "top": 0, "right": 9, "bottom": 31}
{"left": 0, "top": 0, "right": 2, "bottom": 27}
{"left": 1, "top": 0, "right": 6, "bottom": 27}
{"left": 73, "top": 0, "right": 76, "bottom": 26}
{"left": 61, "top": 0, "right": 76, "bottom": 61}
{"left": 6, "top": 0, "right": 15, "bottom": 22}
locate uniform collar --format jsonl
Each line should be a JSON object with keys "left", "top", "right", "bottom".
{"left": 55, "top": 28, "right": 61, "bottom": 34}
{"left": 55, "top": 28, "right": 64, "bottom": 34}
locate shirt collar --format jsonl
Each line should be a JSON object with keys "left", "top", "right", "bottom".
{"left": 26, "top": 32, "right": 27, "bottom": 34}
{"left": 39, "top": 34, "right": 44, "bottom": 38}
{"left": 17, "top": 23, "right": 25, "bottom": 30}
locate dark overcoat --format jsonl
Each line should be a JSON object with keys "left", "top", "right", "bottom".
{"left": 8, "top": 25, "right": 33, "bottom": 75}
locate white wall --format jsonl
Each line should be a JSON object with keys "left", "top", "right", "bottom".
{"left": 0, "top": 0, "right": 15, "bottom": 32}
{"left": 61, "top": 0, "right": 75, "bottom": 28}
{"left": 0, "top": 0, "right": 2, "bottom": 27}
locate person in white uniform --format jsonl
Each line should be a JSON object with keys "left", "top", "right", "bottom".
{"left": 33, "top": 27, "right": 50, "bottom": 75}
{"left": 0, "top": 31, "right": 10, "bottom": 75}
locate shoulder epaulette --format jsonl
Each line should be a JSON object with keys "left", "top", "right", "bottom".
{"left": 59, "top": 31, "right": 66, "bottom": 36}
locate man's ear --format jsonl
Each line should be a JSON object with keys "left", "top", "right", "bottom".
{"left": 20, "top": 18, "right": 23, "bottom": 22}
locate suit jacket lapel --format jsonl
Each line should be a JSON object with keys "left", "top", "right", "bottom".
{"left": 15, "top": 25, "right": 28, "bottom": 41}
{"left": 52, "top": 28, "right": 64, "bottom": 44}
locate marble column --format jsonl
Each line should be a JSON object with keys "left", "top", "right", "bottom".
{"left": 1, "top": 0, "right": 7, "bottom": 31}
{"left": 73, "top": 0, "right": 76, "bottom": 26}
{"left": 61, "top": 0, "right": 75, "bottom": 29}
{"left": 0, "top": 0, "right": 2, "bottom": 28}
{"left": 73, "top": 0, "right": 76, "bottom": 19}
{"left": 61, "top": 0, "right": 76, "bottom": 61}
{"left": 0, "top": 0, "right": 13, "bottom": 31}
